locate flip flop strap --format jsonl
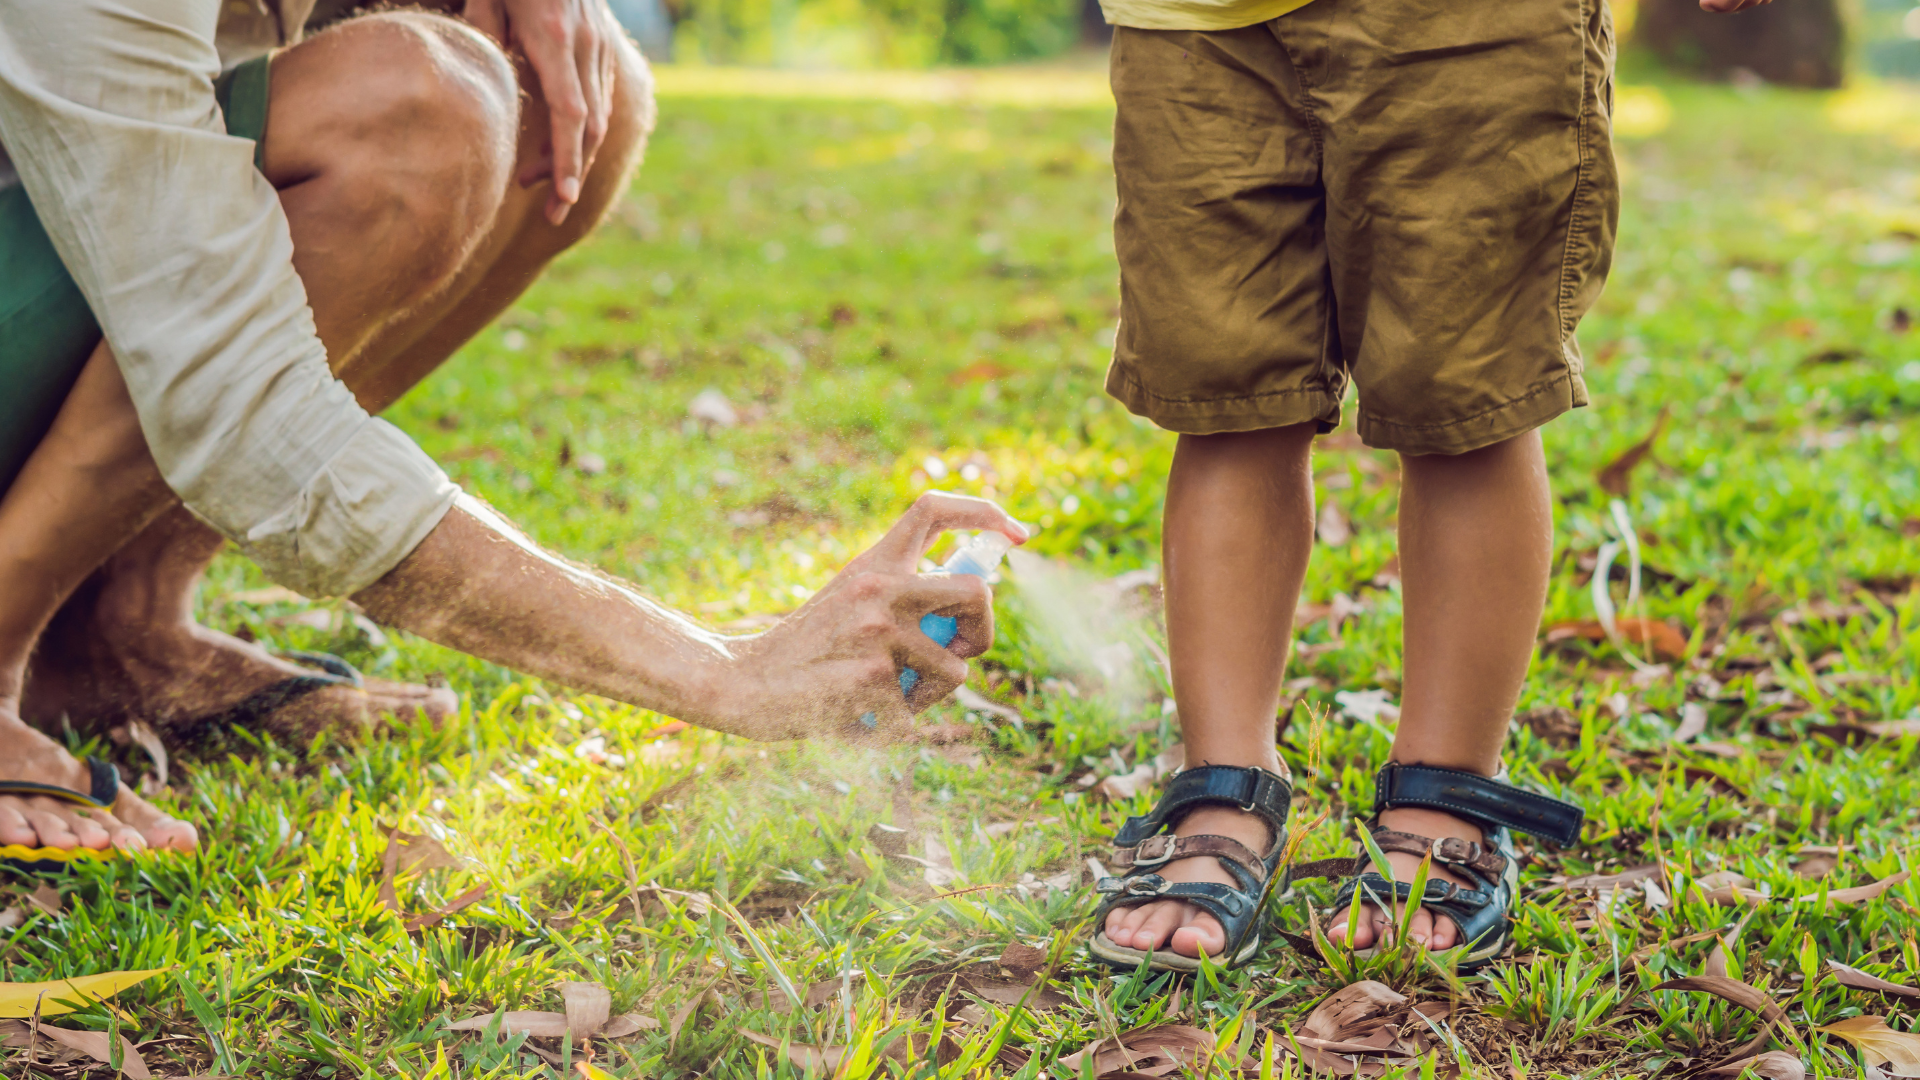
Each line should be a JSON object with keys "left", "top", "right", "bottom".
{"left": 0, "top": 758, "right": 120, "bottom": 810}
{"left": 1094, "top": 875, "right": 1265, "bottom": 956}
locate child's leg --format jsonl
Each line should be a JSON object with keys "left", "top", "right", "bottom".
{"left": 1102, "top": 423, "right": 1316, "bottom": 958}
{"left": 1327, "top": 428, "right": 1553, "bottom": 950}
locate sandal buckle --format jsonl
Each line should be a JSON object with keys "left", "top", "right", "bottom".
{"left": 1123, "top": 874, "right": 1170, "bottom": 897}
{"left": 1133, "top": 834, "right": 1176, "bottom": 867}
{"left": 1431, "top": 837, "right": 1482, "bottom": 868}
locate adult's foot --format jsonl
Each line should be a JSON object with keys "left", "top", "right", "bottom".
{"left": 0, "top": 715, "right": 198, "bottom": 854}
{"left": 24, "top": 590, "right": 456, "bottom": 744}
{"left": 1101, "top": 803, "right": 1274, "bottom": 960}
{"left": 1325, "top": 805, "right": 1484, "bottom": 952}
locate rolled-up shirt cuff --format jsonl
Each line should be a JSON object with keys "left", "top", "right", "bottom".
{"left": 226, "top": 417, "right": 460, "bottom": 598}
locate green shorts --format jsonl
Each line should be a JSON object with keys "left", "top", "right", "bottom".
{"left": 0, "top": 53, "right": 272, "bottom": 492}
{"left": 1104, "top": 0, "right": 1621, "bottom": 455}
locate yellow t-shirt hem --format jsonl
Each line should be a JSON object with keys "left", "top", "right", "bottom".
{"left": 1098, "top": 0, "right": 1315, "bottom": 32}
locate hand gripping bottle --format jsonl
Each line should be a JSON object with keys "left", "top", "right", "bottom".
{"left": 861, "top": 530, "right": 1014, "bottom": 728}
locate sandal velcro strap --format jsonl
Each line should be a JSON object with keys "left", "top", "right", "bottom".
{"left": 1375, "top": 763, "right": 1583, "bottom": 848}
{"left": 1346, "top": 873, "right": 1497, "bottom": 915}
{"left": 1112, "top": 765, "right": 1292, "bottom": 850}
{"left": 1110, "top": 833, "right": 1269, "bottom": 884}
{"left": 1096, "top": 874, "right": 1254, "bottom": 920}
{"left": 1371, "top": 830, "right": 1507, "bottom": 878}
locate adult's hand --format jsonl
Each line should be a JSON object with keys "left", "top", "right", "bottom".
{"left": 462, "top": 0, "right": 620, "bottom": 224}
{"left": 695, "top": 491, "right": 1029, "bottom": 742}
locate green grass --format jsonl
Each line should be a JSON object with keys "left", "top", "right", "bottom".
{"left": 9, "top": 67, "right": 1920, "bottom": 1079}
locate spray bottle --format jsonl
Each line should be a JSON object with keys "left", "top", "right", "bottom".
{"left": 861, "top": 530, "right": 1014, "bottom": 727}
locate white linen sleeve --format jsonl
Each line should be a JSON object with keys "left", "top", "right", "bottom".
{"left": 0, "top": 0, "right": 457, "bottom": 597}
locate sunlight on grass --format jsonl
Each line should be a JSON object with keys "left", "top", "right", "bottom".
{"left": 6, "top": 57, "right": 1917, "bottom": 1080}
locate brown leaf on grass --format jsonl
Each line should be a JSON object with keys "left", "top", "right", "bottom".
{"left": 26, "top": 883, "right": 60, "bottom": 918}
{"left": 446, "top": 1012, "right": 573, "bottom": 1038}
{"left": 953, "top": 685, "right": 1023, "bottom": 726}
{"left": 0, "top": 1020, "right": 151, "bottom": 1078}
{"left": 1705, "top": 936, "right": 1735, "bottom": 979}
{"left": 1303, "top": 981, "right": 1408, "bottom": 1044}
{"left": 1676, "top": 701, "right": 1710, "bottom": 742}
{"left": 1703, "top": 1051, "right": 1805, "bottom": 1080}
{"left": 667, "top": 990, "right": 714, "bottom": 1052}
{"left": 1597, "top": 405, "right": 1670, "bottom": 498}
{"left": 1544, "top": 618, "right": 1689, "bottom": 660}
{"left": 1654, "top": 976, "right": 1787, "bottom": 1064}
{"left": 403, "top": 883, "right": 489, "bottom": 932}
{"left": 1829, "top": 961, "right": 1920, "bottom": 1000}
{"left": 0, "top": 906, "right": 22, "bottom": 931}
{"left": 385, "top": 829, "right": 460, "bottom": 878}
{"left": 558, "top": 982, "right": 610, "bottom": 1044}
{"left": 1816, "top": 1015, "right": 1920, "bottom": 1075}
{"left": 1056, "top": 1023, "right": 1214, "bottom": 1076}
{"left": 1818, "top": 870, "right": 1912, "bottom": 906}
{"left": 749, "top": 974, "right": 868, "bottom": 1014}
{"left": 598, "top": 1012, "right": 660, "bottom": 1038}
{"left": 998, "top": 941, "right": 1049, "bottom": 978}
{"left": 1564, "top": 864, "right": 1662, "bottom": 891}
{"left": 1793, "top": 847, "right": 1840, "bottom": 879}
{"left": 1317, "top": 501, "right": 1352, "bottom": 546}
{"left": 962, "top": 974, "right": 1068, "bottom": 1011}
{"left": 739, "top": 1029, "right": 844, "bottom": 1075}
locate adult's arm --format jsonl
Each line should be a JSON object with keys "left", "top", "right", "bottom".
{"left": 0, "top": 0, "right": 457, "bottom": 598}
{"left": 354, "top": 492, "right": 1027, "bottom": 739}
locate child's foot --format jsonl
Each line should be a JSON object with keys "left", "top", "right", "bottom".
{"left": 1101, "top": 803, "right": 1272, "bottom": 959}
{"left": 1325, "top": 805, "right": 1483, "bottom": 951}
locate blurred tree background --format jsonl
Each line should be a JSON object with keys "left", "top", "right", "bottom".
{"left": 612, "top": 0, "right": 1920, "bottom": 82}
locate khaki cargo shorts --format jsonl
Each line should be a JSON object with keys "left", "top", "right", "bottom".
{"left": 1105, "top": 0, "right": 1620, "bottom": 455}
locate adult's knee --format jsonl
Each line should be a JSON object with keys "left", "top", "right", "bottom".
{"left": 545, "top": 33, "right": 657, "bottom": 250}
{"left": 269, "top": 11, "right": 520, "bottom": 285}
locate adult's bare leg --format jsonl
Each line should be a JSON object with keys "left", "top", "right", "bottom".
{"left": 3, "top": 11, "right": 525, "bottom": 846}
{"left": 0, "top": 346, "right": 197, "bottom": 853}
{"left": 1103, "top": 424, "right": 1317, "bottom": 959}
{"left": 1329, "top": 429, "right": 1554, "bottom": 951}
{"left": 25, "top": 12, "right": 653, "bottom": 742}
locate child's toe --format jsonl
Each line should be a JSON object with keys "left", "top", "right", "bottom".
{"left": 1169, "top": 914, "right": 1225, "bottom": 959}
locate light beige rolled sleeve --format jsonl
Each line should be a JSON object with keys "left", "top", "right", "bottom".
{"left": 0, "top": 0, "right": 457, "bottom": 597}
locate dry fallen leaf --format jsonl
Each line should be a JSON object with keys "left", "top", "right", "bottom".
{"left": 739, "top": 1029, "right": 843, "bottom": 1074}
{"left": 403, "top": 883, "right": 489, "bottom": 932}
{"left": 921, "top": 837, "right": 964, "bottom": 889}
{"left": 1676, "top": 701, "right": 1710, "bottom": 742}
{"left": 953, "top": 685, "right": 1023, "bottom": 726}
{"left": 1655, "top": 975, "right": 1787, "bottom": 1063}
{"left": 1703, "top": 1051, "right": 1805, "bottom": 1080}
{"left": 446, "top": 1011, "right": 573, "bottom": 1038}
{"left": 1317, "top": 501, "right": 1352, "bottom": 546}
{"left": 1564, "top": 864, "right": 1662, "bottom": 891}
{"left": 998, "top": 941, "right": 1049, "bottom": 979}
{"left": 1793, "top": 847, "right": 1840, "bottom": 879}
{"left": 385, "top": 828, "right": 461, "bottom": 878}
{"left": 1597, "top": 405, "right": 1670, "bottom": 498}
{"left": 1057, "top": 1023, "right": 1214, "bottom": 1076}
{"left": 0, "top": 969, "right": 168, "bottom": 1017}
{"left": 559, "top": 981, "right": 610, "bottom": 1044}
{"left": 1817, "top": 1015, "right": 1920, "bottom": 1076}
{"left": 1817, "top": 870, "right": 1912, "bottom": 906}
{"left": 667, "top": 989, "right": 714, "bottom": 1052}
{"left": 1303, "top": 981, "right": 1408, "bottom": 1044}
{"left": 598, "top": 1012, "right": 659, "bottom": 1038}
{"left": 962, "top": 974, "right": 1069, "bottom": 1011}
{"left": 1545, "top": 618, "right": 1689, "bottom": 661}
{"left": 6, "top": 1020, "right": 153, "bottom": 1078}
{"left": 1829, "top": 961, "right": 1920, "bottom": 1000}
{"left": 26, "top": 883, "right": 60, "bottom": 919}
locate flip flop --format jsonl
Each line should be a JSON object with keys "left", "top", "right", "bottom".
{"left": 171, "top": 649, "right": 363, "bottom": 742}
{"left": 0, "top": 757, "right": 132, "bottom": 874}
